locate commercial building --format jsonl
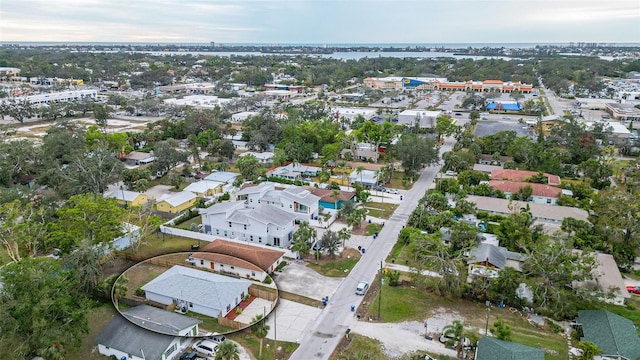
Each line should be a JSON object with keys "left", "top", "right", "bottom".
{"left": 606, "top": 103, "right": 640, "bottom": 122}
{"left": 397, "top": 110, "right": 441, "bottom": 128}
{"left": 10, "top": 89, "right": 97, "bottom": 105}
{"left": 330, "top": 107, "right": 378, "bottom": 123}
{"left": 363, "top": 77, "right": 533, "bottom": 93}
{"left": 164, "top": 95, "right": 232, "bottom": 109}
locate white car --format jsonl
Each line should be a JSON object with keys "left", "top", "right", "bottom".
{"left": 444, "top": 170, "right": 458, "bottom": 176}
{"left": 192, "top": 339, "right": 219, "bottom": 357}
{"left": 386, "top": 188, "right": 399, "bottom": 194}
{"left": 355, "top": 281, "right": 369, "bottom": 295}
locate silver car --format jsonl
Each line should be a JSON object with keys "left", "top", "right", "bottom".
{"left": 355, "top": 281, "right": 369, "bottom": 295}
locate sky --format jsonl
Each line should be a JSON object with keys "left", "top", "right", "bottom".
{"left": 1, "top": 0, "right": 639, "bottom": 44}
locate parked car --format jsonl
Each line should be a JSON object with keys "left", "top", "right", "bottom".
{"left": 444, "top": 170, "right": 457, "bottom": 176}
{"left": 627, "top": 285, "right": 640, "bottom": 295}
{"left": 312, "top": 241, "right": 323, "bottom": 251}
{"left": 386, "top": 188, "right": 399, "bottom": 194}
{"left": 179, "top": 352, "right": 201, "bottom": 360}
{"left": 208, "top": 334, "right": 226, "bottom": 344}
{"left": 439, "top": 334, "right": 471, "bottom": 348}
{"left": 373, "top": 185, "right": 386, "bottom": 192}
{"left": 192, "top": 339, "right": 219, "bottom": 357}
{"left": 355, "top": 281, "right": 369, "bottom": 295}
{"left": 454, "top": 112, "right": 462, "bottom": 116}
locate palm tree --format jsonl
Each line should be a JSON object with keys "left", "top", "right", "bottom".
{"left": 332, "top": 189, "right": 340, "bottom": 210}
{"left": 251, "top": 314, "right": 270, "bottom": 358}
{"left": 442, "top": 320, "right": 465, "bottom": 359}
{"left": 215, "top": 341, "right": 240, "bottom": 360}
{"left": 338, "top": 227, "right": 351, "bottom": 248}
{"left": 356, "top": 165, "right": 365, "bottom": 188}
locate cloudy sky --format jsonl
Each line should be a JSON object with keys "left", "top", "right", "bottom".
{"left": 1, "top": 0, "right": 639, "bottom": 44}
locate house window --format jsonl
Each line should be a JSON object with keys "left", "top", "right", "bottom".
{"left": 243, "top": 224, "right": 247, "bottom": 230}
{"left": 258, "top": 237, "right": 262, "bottom": 243}
{"left": 228, "top": 222, "right": 232, "bottom": 228}
{"left": 250, "top": 199, "right": 253, "bottom": 202}
{"left": 241, "top": 291, "right": 245, "bottom": 298}
{"left": 216, "top": 229, "right": 220, "bottom": 235}
{"left": 546, "top": 198, "right": 552, "bottom": 204}
{"left": 220, "top": 264, "right": 224, "bottom": 267}
{"left": 200, "top": 260, "right": 204, "bottom": 265}
{"left": 189, "top": 302, "right": 193, "bottom": 308}
{"left": 274, "top": 237, "right": 280, "bottom": 246}
{"left": 231, "top": 266, "right": 235, "bottom": 269}
{"left": 224, "top": 231, "right": 228, "bottom": 237}
{"left": 267, "top": 227, "right": 269, "bottom": 233}
{"left": 258, "top": 200, "right": 261, "bottom": 204}
{"left": 252, "top": 271, "right": 256, "bottom": 276}
{"left": 250, "top": 235, "right": 254, "bottom": 241}
{"left": 165, "top": 345, "right": 177, "bottom": 358}
{"left": 289, "top": 204, "right": 292, "bottom": 209}
{"left": 227, "top": 304, "right": 231, "bottom": 312}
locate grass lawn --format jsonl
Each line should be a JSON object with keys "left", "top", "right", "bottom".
{"left": 367, "top": 282, "right": 568, "bottom": 360}
{"left": 130, "top": 232, "right": 202, "bottom": 259}
{"left": 229, "top": 330, "right": 299, "bottom": 360}
{"left": 307, "top": 248, "right": 361, "bottom": 277}
{"left": 364, "top": 202, "right": 398, "bottom": 219}
{"left": 175, "top": 215, "right": 202, "bottom": 230}
{"left": 365, "top": 223, "right": 383, "bottom": 236}
{"left": 66, "top": 302, "right": 117, "bottom": 360}
{"left": 187, "top": 312, "right": 235, "bottom": 334}
{"left": 387, "top": 172, "right": 414, "bottom": 190}
{"left": 330, "top": 333, "right": 387, "bottom": 360}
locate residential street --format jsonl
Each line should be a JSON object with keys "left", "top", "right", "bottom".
{"left": 289, "top": 137, "right": 455, "bottom": 360}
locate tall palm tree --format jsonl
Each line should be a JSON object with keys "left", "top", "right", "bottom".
{"left": 251, "top": 314, "right": 270, "bottom": 358}
{"left": 356, "top": 165, "right": 365, "bottom": 188}
{"left": 338, "top": 227, "right": 351, "bottom": 248}
{"left": 215, "top": 341, "right": 240, "bottom": 360}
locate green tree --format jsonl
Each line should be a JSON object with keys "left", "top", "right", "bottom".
{"left": 577, "top": 341, "right": 602, "bottom": 360}
{"left": 291, "top": 221, "right": 317, "bottom": 257}
{"left": 347, "top": 208, "right": 367, "bottom": 229}
{"left": 215, "top": 341, "right": 240, "bottom": 360}
{"left": 236, "top": 154, "right": 262, "bottom": 181}
{"left": 435, "top": 116, "right": 458, "bottom": 141}
{"left": 0, "top": 200, "right": 48, "bottom": 262}
{"left": 0, "top": 258, "right": 89, "bottom": 358}
{"left": 338, "top": 227, "right": 351, "bottom": 248}
{"left": 64, "top": 144, "right": 124, "bottom": 195}
{"left": 62, "top": 239, "right": 105, "bottom": 294}
{"left": 319, "top": 230, "right": 341, "bottom": 258}
{"left": 395, "top": 133, "right": 439, "bottom": 177}
{"left": 442, "top": 320, "right": 465, "bottom": 359}
{"left": 152, "top": 139, "right": 189, "bottom": 176}
{"left": 251, "top": 314, "right": 270, "bottom": 358}
{"left": 490, "top": 319, "right": 512, "bottom": 341}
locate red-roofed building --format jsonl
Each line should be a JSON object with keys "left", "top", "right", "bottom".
{"left": 491, "top": 169, "right": 561, "bottom": 186}
{"left": 488, "top": 180, "right": 562, "bottom": 204}
{"left": 200, "top": 239, "right": 285, "bottom": 273}
{"left": 190, "top": 252, "right": 268, "bottom": 281}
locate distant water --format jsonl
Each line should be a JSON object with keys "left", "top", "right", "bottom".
{"left": 3, "top": 41, "right": 640, "bottom": 48}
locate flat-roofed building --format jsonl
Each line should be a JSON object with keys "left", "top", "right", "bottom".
{"left": 397, "top": 110, "right": 441, "bottom": 128}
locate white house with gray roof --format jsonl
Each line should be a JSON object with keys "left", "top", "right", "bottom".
{"left": 267, "top": 163, "right": 322, "bottom": 180}
{"left": 235, "top": 182, "right": 319, "bottom": 221}
{"left": 94, "top": 310, "right": 192, "bottom": 360}
{"left": 120, "top": 304, "right": 201, "bottom": 336}
{"left": 141, "top": 265, "right": 251, "bottom": 318}
{"left": 466, "top": 243, "right": 525, "bottom": 281}
{"left": 200, "top": 201, "right": 296, "bottom": 247}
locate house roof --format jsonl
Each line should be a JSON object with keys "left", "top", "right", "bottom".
{"left": 141, "top": 265, "right": 251, "bottom": 313}
{"left": 466, "top": 195, "right": 589, "bottom": 222}
{"left": 240, "top": 151, "right": 274, "bottom": 161}
{"left": 574, "top": 252, "right": 631, "bottom": 301}
{"left": 467, "top": 243, "right": 525, "bottom": 268}
{"left": 94, "top": 314, "right": 175, "bottom": 360}
{"left": 104, "top": 189, "right": 144, "bottom": 202}
{"left": 491, "top": 169, "right": 561, "bottom": 186}
{"left": 473, "top": 164, "right": 504, "bottom": 173}
{"left": 268, "top": 163, "right": 322, "bottom": 176}
{"left": 245, "top": 203, "right": 297, "bottom": 227}
{"left": 488, "top": 180, "right": 562, "bottom": 198}
{"left": 121, "top": 304, "right": 201, "bottom": 335}
{"left": 199, "top": 200, "right": 245, "bottom": 215}
{"left": 307, "top": 187, "right": 356, "bottom": 203}
{"left": 203, "top": 171, "right": 240, "bottom": 183}
{"left": 476, "top": 337, "right": 545, "bottom": 360}
{"left": 577, "top": 310, "right": 640, "bottom": 359}
{"left": 184, "top": 180, "right": 224, "bottom": 194}
{"left": 126, "top": 151, "right": 153, "bottom": 161}
{"left": 201, "top": 239, "right": 285, "bottom": 271}
{"left": 349, "top": 169, "right": 378, "bottom": 184}
{"left": 280, "top": 187, "right": 320, "bottom": 207}
{"left": 480, "top": 154, "right": 514, "bottom": 163}
{"left": 191, "top": 252, "right": 264, "bottom": 273}
{"left": 159, "top": 191, "right": 197, "bottom": 207}
{"left": 236, "top": 182, "right": 274, "bottom": 197}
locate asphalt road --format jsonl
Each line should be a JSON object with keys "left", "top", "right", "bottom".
{"left": 289, "top": 137, "right": 456, "bottom": 360}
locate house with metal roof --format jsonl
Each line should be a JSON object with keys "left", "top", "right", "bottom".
{"left": 467, "top": 243, "right": 525, "bottom": 280}
{"left": 235, "top": 182, "right": 320, "bottom": 221}
{"left": 156, "top": 191, "right": 198, "bottom": 214}
{"left": 267, "top": 163, "right": 322, "bottom": 180}
{"left": 200, "top": 201, "right": 296, "bottom": 247}
{"left": 475, "top": 337, "right": 544, "bottom": 360}
{"left": 576, "top": 310, "right": 640, "bottom": 360}
{"left": 141, "top": 265, "right": 251, "bottom": 318}
{"left": 183, "top": 180, "right": 225, "bottom": 198}
{"left": 125, "top": 151, "right": 155, "bottom": 166}
{"left": 94, "top": 311, "right": 192, "bottom": 360}
{"left": 203, "top": 171, "right": 240, "bottom": 184}
{"left": 349, "top": 169, "right": 379, "bottom": 188}
{"left": 104, "top": 189, "right": 148, "bottom": 207}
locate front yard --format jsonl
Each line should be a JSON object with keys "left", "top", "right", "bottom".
{"left": 306, "top": 248, "right": 361, "bottom": 277}
{"left": 364, "top": 201, "right": 399, "bottom": 219}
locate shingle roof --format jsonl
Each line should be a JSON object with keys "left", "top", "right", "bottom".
{"left": 126, "top": 151, "right": 153, "bottom": 161}
{"left": 159, "top": 191, "right": 197, "bottom": 207}
{"left": 491, "top": 169, "right": 561, "bottom": 186}
{"left": 121, "top": 304, "right": 201, "bottom": 335}
{"left": 199, "top": 201, "right": 245, "bottom": 215}
{"left": 467, "top": 243, "right": 524, "bottom": 268}
{"left": 201, "top": 239, "right": 285, "bottom": 271}
{"left": 191, "top": 252, "right": 263, "bottom": 273}
{"left": 467, "top": 195, "right": 589, "bottom": 222}
{"left": 578, "top": 310, "right": 640, "bottom": 359}
{"left": 141, "top": 265, "right": 251, "bottom": 314}
{"left": 235, "top": 182, "right": 273, "bottom": 196}
{"left": 488, "top": 180, "right": 562, "bottom": 198}
{"left": 307, "top": 187, "right": 356, "bottom": 203}
{"left": 94, "top": 314, "right": 175, "bottom": 360}
{"left": 476, "top": 337, "right": 545, "bottom": 360}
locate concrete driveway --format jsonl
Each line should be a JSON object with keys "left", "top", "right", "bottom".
{"left": 234, "top": 298, "right": 274, "bottom": 325}
{"left": 273, "top": 261, "right": 343, "bottom": 301}
{"left": 145, "top": 184, "right": 174, "bottom": 200}
{"left": 265, "top": 299, "right": 323, "bottom": 342}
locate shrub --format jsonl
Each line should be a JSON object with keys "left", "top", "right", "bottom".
{"left": 548, "top": 320, "right": 563, "bottom": 333}
{"left": 275, "top": 261, "right": 288, "bottom": 272}
{"left": 235, "top": 307, "right": 243, "bottom": 314}
{"left": 243, "top": 293, "right": 251, "bottom": 302}
{"left": 219, "top": 192, "right": 230, "bottom": 201}
{"left": 263, "top": 277, "right": 273, "bottom": 284}
{"left": 135, "top": 287, "right": 145, "bottom": 297}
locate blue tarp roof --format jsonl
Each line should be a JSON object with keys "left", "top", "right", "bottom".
{"left": 487, "top": 103, "right": 521, "bottom": 111}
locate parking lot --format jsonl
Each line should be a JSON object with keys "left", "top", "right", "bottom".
{"left": 474, "top": 119, "right": 536, "bottom": 138}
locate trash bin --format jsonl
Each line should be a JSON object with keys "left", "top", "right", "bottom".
{"left": 350, "top": 305, "right": 355, "bottom": 312}
{"left": 361, "top": 248, "right": 366, "bottom": 254}
{"left": 368, "top": 219, "right": 371, "bottom": 223}
{"left": 400, "top": 195, "right": 403, "bottom": 200}
{"left": 358, "top": 245, "right": 362, "bottom": 251}
{"left": 373, "top": 234, "right": 377, "bottom": 239}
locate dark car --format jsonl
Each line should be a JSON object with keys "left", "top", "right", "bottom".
{"left": 180, "top": 352, "right": 200, "bottom": 360}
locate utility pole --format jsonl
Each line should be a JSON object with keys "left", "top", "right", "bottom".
{"left": 378, "top": 260, "right": 383, "bottom": 320}
{"left": 485, "top": 300, "right": 490, "bottom": 336}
